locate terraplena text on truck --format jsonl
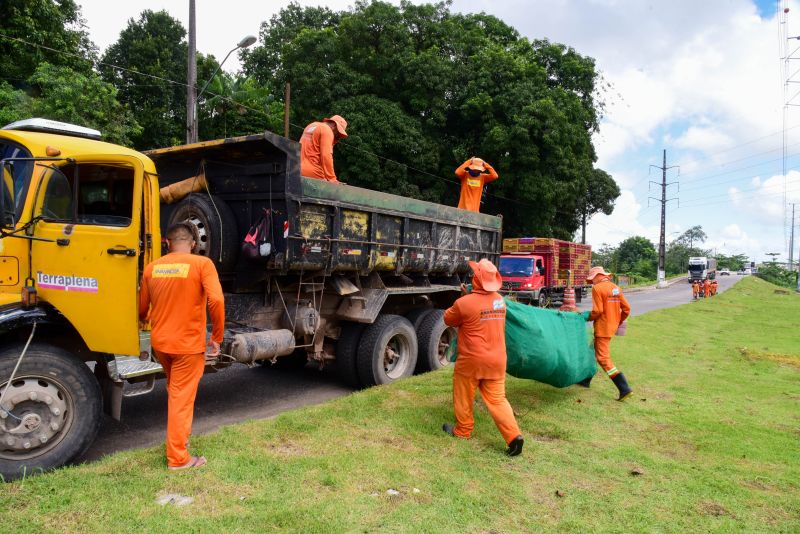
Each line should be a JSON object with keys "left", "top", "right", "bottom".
{"left": 0, "top": 118, "right": 501, "bottom": 480}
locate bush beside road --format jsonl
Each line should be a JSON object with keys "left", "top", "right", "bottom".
{"left": 2, "top": 277, "right": 798, "bottom": 532}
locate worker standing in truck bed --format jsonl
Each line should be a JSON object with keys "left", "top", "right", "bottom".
{"left": 299, "top": 115, "right": 348, "bottom": 183}
{"left": 455, "top": 157, "right": 498, "bottom": 212}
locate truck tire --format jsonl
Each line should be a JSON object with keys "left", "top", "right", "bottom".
{"left": 357, "top": 315, "right": 418, "bottom": 387}
{"left": 538, "top": 291, "right": 550, "bottom": 308}
{"left": 168, "top": 193, "right": 239, "bottom": 272}
{"left": 415, "top": 309, "right": 455, "bottom": 373}
{"left": 0, "top": 344, "right": 101, "bottom": 481}
{"left": 405, "top": 308, "right": 434, "bottom": 331}
{"left": 335, "top": 322, "right": 366, "bottom": 388}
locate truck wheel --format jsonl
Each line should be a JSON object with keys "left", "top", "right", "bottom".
{"left": 405, "top": 308, "right": 433, "bottom": 331}
{"left": 168, "top": 193, "right": 239, "bottom": 272}
{"left": 357, "top": 315, "right": 418, "bottom": 387}
{"left": 415, "top": 309, "right": 455, "bottom": 373}
{"left": 0, "top": 344, "right": 101, "bottom": 481}
{"left": 335, "top": 322, "right": 366, "bottom": 388}
{"left": 538, "top": 291, "right": 550, "bottom": 308}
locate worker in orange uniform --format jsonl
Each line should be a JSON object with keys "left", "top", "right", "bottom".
{"left": 442, "top": 259, "right": 524, "bottom": 456}
{"left": 299, "top": 115, "right": 348, "bottom": 183}
{"left": 139, "top": 222, "right": 225, "bottom": 470}
{"left": 692, "top": 280, "right": 699, "bottom": 300}
{"left": 711, "top": 279, "right": 718, "bottom": 296}
{"left": 578, "top": 266, "right": 633, "bottom": 401}
{"left": 703, "top": 278, "right": 711, "bottom": 299}
{"left": 455, "top": 157, "right": 499, "bottom": 212}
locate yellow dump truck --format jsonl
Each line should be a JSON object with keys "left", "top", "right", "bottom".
{"left": 0, "top": 118, "right": 501, "bottom": 479}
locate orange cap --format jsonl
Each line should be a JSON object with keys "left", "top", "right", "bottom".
{"left": 324, "top": 115, "right": 348, "bottom": 138}
{"left": 468, "top": 158, "right": 486, "bottom": 171}
{"left": 468, "top": 259, "right": 502, "bottom": 292}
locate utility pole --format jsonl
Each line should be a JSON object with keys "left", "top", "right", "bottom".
{"left": 649, "top": 149, "right": 679, "bottom": 288}
{"left": 789, "top": 203, "right": 796, "bottom": 271}
{"left": 186, "top": 0, "right": 197, "bottom": 144}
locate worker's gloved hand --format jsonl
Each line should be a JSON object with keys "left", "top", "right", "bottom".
{"left": 580, "top": 311, "right": 590, "bottom": 321}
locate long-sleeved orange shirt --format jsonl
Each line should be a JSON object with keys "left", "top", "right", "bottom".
{"left": 455, "top": 159, "right": 499, "bottom": 212}
{"left": 588, "top": 277, "right": 630, "bottom": 338}
{"left": 444, "top": 291, "right": 507, "bottom": 379}
{"left": 300, "top": 121, "right": 339, "bottom": 182}
{"left": 139, "top": 252, "right": 225, "bottom": 354}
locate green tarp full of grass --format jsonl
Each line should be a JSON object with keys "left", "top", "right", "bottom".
{"left": 448, "top": 298, "right": 596, "bottom": 387}
{"left": 503, "top": 299, "right": 596, "bottom": 387}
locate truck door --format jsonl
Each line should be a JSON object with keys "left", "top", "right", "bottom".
{"left": 29, "top": 155, "right": 144, "bottom": 356}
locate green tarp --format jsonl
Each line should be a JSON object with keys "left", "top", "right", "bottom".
{"left": 447, "top": 298, "right": 596, "bottom": 388}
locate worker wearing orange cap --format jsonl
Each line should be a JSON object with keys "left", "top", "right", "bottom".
{"left": 139, "top": 222, "right": 225, "bottom": 470}
{"left": 579, "top": 266, "right": 633, "bottom": 401}
{"left": 692, "top": 280, "right": 699, "bottom": 300}
{"left": 455, "top": 157, "right": 499, "bottom": 212}
{"left": 300, "top": 115, "right": 348, "bottom": 183}
{"left": 442, "top": 259, "right": 524, "bottom": 456}
{"left": 703, "top": 278, "right": 711, "bottom": 299}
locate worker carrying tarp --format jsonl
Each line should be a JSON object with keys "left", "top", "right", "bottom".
{"left": 300, "top": 115, "right": 348, "bottom": 183}
{"left": 455, "top": 157, "right": 498, "bottom": 212}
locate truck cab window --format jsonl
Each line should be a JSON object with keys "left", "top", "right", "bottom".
{"left": 38, "top": 163, "right": 134, "bottom": 227}
{"left": 0, "top": 141, "right": 33, "bottom": 226}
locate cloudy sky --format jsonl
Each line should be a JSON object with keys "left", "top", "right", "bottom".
{"left": 76, "top": 0, "right": 800, "bottom": 264}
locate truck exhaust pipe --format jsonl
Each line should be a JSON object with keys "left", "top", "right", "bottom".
{"left": 229, "top": 329, "right": 296, "bottom": 364}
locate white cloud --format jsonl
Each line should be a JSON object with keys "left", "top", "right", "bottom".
{"left": 585, "top": 189, "right": 661, "bottom": 246}
{"left": 730, "top": 169, "right": 800, "bottom": 224}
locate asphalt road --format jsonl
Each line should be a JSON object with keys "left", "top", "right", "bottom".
{"left": 80, "top": 274, "right": 745, "bottom": 463}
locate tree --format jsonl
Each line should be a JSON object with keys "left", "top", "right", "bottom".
{"left": 27, "top": 63, "right": 141, "bottom": 146}
{"left": 580, "top": 168, "right": 620, "bottom": 243}
{"left": 0, "top": 0, "right": 96, "bottom": 87}
{"left": 615, "top": 236, "right": 657, "bottom": 276}
{"left": 198, "top": 74, "right": 282, "bottom": 141}
{"left": 667, "top": 226, "right": 709, "bottom": 275}
{"left": 0, "top": 82, "right": 32, "bottom": 125}
{"left": 675, "top": 225, "right": 707, "bottom": 250}
{"left": 242, "top": 1, "right": 619, "bottom": 238}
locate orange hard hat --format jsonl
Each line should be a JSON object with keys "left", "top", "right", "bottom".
{"left": 586, "top": 265, "right": 611, "bottom": 282}
{"left": 468, "top": 259, "right": 502, "bottom": 292}
{"left": 468, "top": 158, "right": 486, "bottom": 171}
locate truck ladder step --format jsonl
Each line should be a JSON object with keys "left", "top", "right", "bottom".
{"left": 116, "top": 356, "right": 163, "bottom": 380}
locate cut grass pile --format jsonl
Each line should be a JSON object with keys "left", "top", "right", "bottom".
{"left": 2, "top": 277, "right": 799, "bottom": 533}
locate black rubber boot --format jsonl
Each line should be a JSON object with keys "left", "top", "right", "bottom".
{"left": 442, "top": 423, "right": 455, "bottom": 437}
{"left": 506, "top": 435, "right": 524, "bottom": 457}
{"left": 576, "top": 376, "right": 593, "bottom": 388}
{"left": 611, "top": 373, "right": 633, "bottom": 401}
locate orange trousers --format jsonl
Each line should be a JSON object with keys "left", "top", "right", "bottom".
{"left": 594, "top": 337, "right": 619, "bottom": 378}
{"left": 452, "top": 372, "right": 521, "bottom": 445}
{"left": 156, "top": 351, "right": 205, "bottom": 467}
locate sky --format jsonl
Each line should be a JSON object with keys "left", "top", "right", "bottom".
{"left": 75, "top": 0, "right": 800, "bottom": 264}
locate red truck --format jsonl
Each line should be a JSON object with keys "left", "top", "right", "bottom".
{"left": 499, "top": 238, "right": 591, "bottom": 307}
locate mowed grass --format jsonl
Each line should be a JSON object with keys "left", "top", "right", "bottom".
{"left": 2, "top": 277, "right": 799, "bottom": 533}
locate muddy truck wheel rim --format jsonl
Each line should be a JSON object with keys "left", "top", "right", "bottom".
{"left": 437, "top": 327, "right": 457, "bottom": 367}
{"left": 0, "top": 375, "right": 74, "bottom": 461}
{"left": 384, "top": 334, "right": 412, "bottom": 379}
{"left": 187, "top": 215, "right": 210, "bottom": 257}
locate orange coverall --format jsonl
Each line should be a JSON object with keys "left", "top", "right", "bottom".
{"left": 300, "top": 121, "right": 340, "bottom": 182}
{"left": 703, "top": 279, "right": 711, "bottom": 298}
{"left": 443, "top": 287, "right": 521, "bottom": 445}
{"left": 711, "top": 280, "right": 718, "bottom": 296}
{"left": 692, "top": 281, "right": 699, "bottom": 299}
{"left": 139, "top": 252, "right": 225, "bottom": 468}
{"left": 588, "top": 277, "right": 631, "bottom": 378}
{"left": 455, "top": 159, "right": 499, "bottom": 212}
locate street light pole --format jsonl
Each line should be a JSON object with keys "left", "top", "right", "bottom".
{"left": 190, "top": 35, "right": 257, "bottom": 143}
{"left": 186, "top": 0, "right": 197, "bottom": 144}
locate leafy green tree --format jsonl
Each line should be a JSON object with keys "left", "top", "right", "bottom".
{"left": 666, "top": 226, "right": 709, "bottom": 275}
{"left": 0, "top": 82, "right": 32, "bottom": 125}
{"left": 198, "top": 74, "right": 282, "bottom": 140}
{"left": 715, "top": 253, "right": 748, "bottom": 271}
{"left": 0, "top": 0, "right": 96, "bottom": 87}
{"left": 242, "top": 1, "right": 618, "bottom": 238}
{"left": 615, "top": 236, "right": 657, "bottom": 276}
{"left": 28, "top": 63, "right": 141, "bottom": 146}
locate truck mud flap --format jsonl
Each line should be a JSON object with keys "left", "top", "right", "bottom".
{"left": 336, "top": 288, "right": 388, "bottom": 323}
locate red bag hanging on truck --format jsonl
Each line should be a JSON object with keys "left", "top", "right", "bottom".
{"left": 241, "top": 208, "right": 272, "bottom": 260}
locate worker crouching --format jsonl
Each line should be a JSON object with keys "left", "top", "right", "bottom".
{"left": 442, "top": 259, "right": 524, "bottom": 456}
{"left": 580, "top": 266, "right": 633, "bottom": 401}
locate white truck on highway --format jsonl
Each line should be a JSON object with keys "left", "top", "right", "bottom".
{"left": 688, "top": 256, "right": 717, "bottom": 282}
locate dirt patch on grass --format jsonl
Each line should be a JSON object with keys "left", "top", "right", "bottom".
{"left": 738, "top": 348, "right": 800, "bottom": 369}
{"left": 697, "top": 501, "right": 734, "bottom": 518}
{"left": 267, "top": 440, "right": 307, "bottom": 456}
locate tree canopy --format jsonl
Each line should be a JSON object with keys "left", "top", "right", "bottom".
{"left": 242, "top": 0, "right": 618, "bottom": 238}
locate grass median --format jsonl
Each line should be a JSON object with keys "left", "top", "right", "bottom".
{"left": 2, "top": 276, "right": 799, "bottom": 533}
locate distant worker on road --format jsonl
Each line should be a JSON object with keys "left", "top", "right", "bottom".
{"left": 300, "top": 115, "right": 348, "bottom": 183}
{"left": 139, "top": 222, "right": 225, "bottom": 470}
{"left": 442, "top": 259, "right": 524, "bottom": 456}
{"left": 711, "top": 279, "right": 718, "bottom": 296}
{"left": 455, "top": 157, "right": 499, "bottom": 212}
{"left": 579, "top": 266, "right": 633, "bottom": 401}
{"left": 692, "top": 280, "right": 699, "bottom": 300}
{"left": 703, "top": 278, "right": 711, "bottom": 299}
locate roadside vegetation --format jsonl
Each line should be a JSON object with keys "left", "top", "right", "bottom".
{"left": 2, "top": 277, "right": 798, "bottom": 532}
